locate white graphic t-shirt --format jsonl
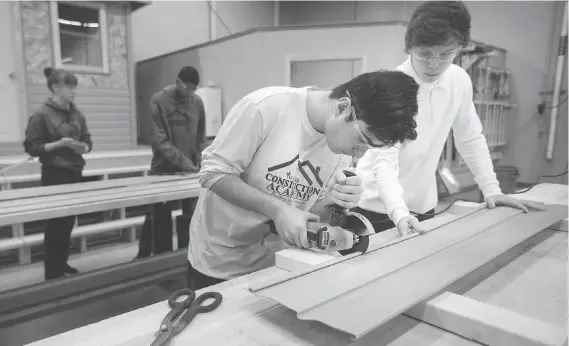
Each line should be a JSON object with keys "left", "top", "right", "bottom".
{"left": 188, "top": 86, "right": 351, "bottom": 280}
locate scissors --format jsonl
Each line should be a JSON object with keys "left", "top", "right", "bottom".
{"left": 151, "top": 288, "right": 223, "bottom": 346}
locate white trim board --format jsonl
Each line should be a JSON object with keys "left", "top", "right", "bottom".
{"left": 252, "top": 204, "right": 568, "bottom": 339}
{"left": 277, "top": 248, "right": 567, "bottom": 346}
{"left": 509, "top": 183, "right": 568, "bottom": 232}
{"left": 274, "top": 210, "right": 567, "bottom": 346}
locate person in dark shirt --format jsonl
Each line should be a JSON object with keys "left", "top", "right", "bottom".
{"left": 24, "top": 67, "right": 93, "bottom": 281}
{"left": 136, "top": 66, "right": 206, "bottom": 258}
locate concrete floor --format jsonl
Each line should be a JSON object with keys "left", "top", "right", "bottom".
{"left": 0, "top": 280, "right": 182, "bottom": 346}
{"left": 0, "top": 240, "right": 185, "bottom": 346}
{"left": 0, "top": 243, "right": 186, "bottom": 346}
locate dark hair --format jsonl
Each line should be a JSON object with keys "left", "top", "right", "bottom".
{"left": 405, "top": 1, "right": 471, "bottom": 52}
{"left": 43, "top": 67, "right": 78, "bottom": 92}
{"left": 330, "top": 70, "right": 419, "bottom": 146}
{"left": 178, "top": 66, "right": 200, "bottom": 86}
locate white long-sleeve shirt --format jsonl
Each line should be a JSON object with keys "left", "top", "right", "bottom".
{"left": 188, "top": 86, "right": 351, "bottom": 280}
{"left": 356, "top": 58, "right": 502, "bottom": 226}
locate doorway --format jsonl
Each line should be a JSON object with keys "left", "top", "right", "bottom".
{"left": 289, "top": 58, "right": 363, "bottom": 89}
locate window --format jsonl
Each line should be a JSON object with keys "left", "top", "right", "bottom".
{"left": 50, "top": 1, "right": 109, "bottom": 74}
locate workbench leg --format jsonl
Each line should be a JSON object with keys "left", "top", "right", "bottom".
{"left": 79, "top": 238, "right": 87, "bottom": 253}
{"left": 76, "top": 218, "right": 88, "bottom": 253}
{"left": 172, "top": 219, "right": 178, "bottom": 250}
{"left": 150, "top": 207, "right": 156, "bottom": 255}
{"left": 119, "top": 207, "right": 136, "bottom": 243}
{"left": 13, "top": 223, "right": 31, "bottom": 265}
{"left": 98, "top": 174, "right": 117, "bottom": 222}
{"left": 1, "top": 181, "right": 12, "bottom": 191}
{"left": 149, "top": 203, "right": 173, "bottom": 254}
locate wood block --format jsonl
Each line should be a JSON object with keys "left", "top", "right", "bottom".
{"left": 406, "top": 292, "right": 567, "bottom": 346}
{"left": 275, "top": 249, "right": 338, "bottom": 272}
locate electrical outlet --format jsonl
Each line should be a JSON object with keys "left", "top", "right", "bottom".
{"left": 537, "top": 102, "right": 546, "bottom": 115}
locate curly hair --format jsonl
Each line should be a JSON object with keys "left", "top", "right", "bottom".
{"left": 330, "top": 70, "right": 419, "bottom": 146}
{"left": 405, "top": 1, "right": 471, "bottom": 52}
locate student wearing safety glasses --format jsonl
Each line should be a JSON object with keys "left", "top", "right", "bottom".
{"left": 354, "top": 1, "right": 545, "bottom": 236}
{"left": 186, "top": 71, "right": 420, "bottom": 290}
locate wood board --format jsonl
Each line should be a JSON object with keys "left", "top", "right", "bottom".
{"left": 250, "top": 205, "right": 568, "bottom": 339}
{"left": 509, "top": 183, "right": 568, "bottom": 232}
{"left": 274, "top": 193, "right": 568, "bottom": 346}
{"left": 406, "top": 292, "right": 566, "bottom": 346}
{"left": 26, "top": 267, "right": 484, "bottom": 346}
{"left": 0, "top": 180, "right": 201, "bottom": 226}
{"left": 25, "top": 232, "right": 567, "bottom": 346}
{"left": 19, "top": 185, "right": 568, "bottom": 346}
{"left": 0, "top": 178, "right": 197, "bottom": 211}
{"left": 0, "top": 174, "right": 193, "bottom": 202}
{"left": 250, "top": 206, "right": 520, "bottom": 302}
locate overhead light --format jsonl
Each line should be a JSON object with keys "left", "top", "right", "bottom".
{"left": 59, "top": 18, "right": 81, "bottom": 26}
{"left": 58, "top": 19, "right": 99, "bottom": 28}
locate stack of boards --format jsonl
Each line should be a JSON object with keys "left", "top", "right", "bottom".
{"left": 0, "top": 174, "right": 200, "bottom": 227}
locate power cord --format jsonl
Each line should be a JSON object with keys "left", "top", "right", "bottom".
{"left": 510, "top": 166, "right": 569, "bottom": 195}
{"left": 368, "top": 168, "right": 569, "bottom": 226}
{"left": 543, "top": 96, "right": 568, "bottom": 111}
{"left": 0, "top": 157, "right": 35, "bottom": 187}
{"left": 369, "top": 201, "right": 458, "bottom": 226}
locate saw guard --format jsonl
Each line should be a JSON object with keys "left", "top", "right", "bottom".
{"left": 341, "top": 212, "right": 375, "bottom": 237}
{"left": 339, "top": 212, "right": 375, "bottom": 254}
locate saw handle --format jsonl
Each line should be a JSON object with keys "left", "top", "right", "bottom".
{"left": 266, "top": 220, "right": 318, "bottom": 243}
{"left": 326, "top": 170, "right": 356, "bottom": 227}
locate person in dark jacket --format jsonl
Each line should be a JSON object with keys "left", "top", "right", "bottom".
{"left": 24, "top": 67, "right": 93, "bottom": 281}
{"left": 136, "top": 66, "right": 206, "bottom": 258}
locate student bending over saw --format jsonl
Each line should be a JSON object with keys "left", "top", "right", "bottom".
{"left": 187, "top": 71, "right": 420, "bottom": 290}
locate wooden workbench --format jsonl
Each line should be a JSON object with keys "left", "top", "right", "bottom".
{"left": 0, "top": 174, "right": 199, "bottom": 227}
{"left": 27, "top": 184, "right": 568, "bottom": 346}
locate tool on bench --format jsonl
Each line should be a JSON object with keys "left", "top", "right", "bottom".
{"left": 151, "top": 288, "right": 222, "bottom": 346}
{"left": 266, "top": 170, "right": 375, "bottom": 254}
